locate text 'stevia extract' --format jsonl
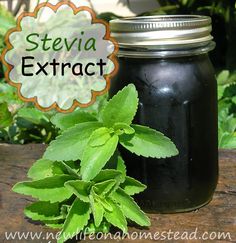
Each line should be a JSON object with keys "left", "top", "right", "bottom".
{"left": 22, "top": 33, "right": 106, "bottom": 77}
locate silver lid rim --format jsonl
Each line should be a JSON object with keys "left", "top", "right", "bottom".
{"left": 109, "top": 15, "right": 214, "bottom": 54}
{"left": 110, "top": 15, "right": 212, "bottom": 32}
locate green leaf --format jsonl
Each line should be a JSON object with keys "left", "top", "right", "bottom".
{"left": 111, "top": 188, "right": 150, "bottom": 227}
{"left": 224, "top": 83, "right": 236, "bottom": 98}
{"left": 43, "top": 121, "right": 102, "bottom": 161}
{"left": 219, "top": 115, "right": 236, "bottom": 134}
{"left": 232, "top": 96, "right": 236, "bottom": 105}
{"left": 217, "top": 70, "right": 230, "bottom": 85}
{"left": 27, "top": 159, "right": 54, "bottom": 180}
{"left": 93, "top": 179, "right": 116, "bottom": 196}
{"left": 58, "top": 199, "right": 90, "bottom": 243}
{"left": 24, "top": 201, "right": 63, "bottom": 221}
{"left": 52, "top": 161, "right": 79, "bottom": 178}
{"left": 84, "top": 221, "right": 110, "bottom": 234}
{"left": 120, "top": 124, "right": 178, "bottom": 158}
{"left": 113, "top": 122, "right": 135, "bottom": 135}
{"left": 0, "top": 102, "right": 12, "bottom": 128}
{"left": 106, "top": 151, "right": 127, "bottom": 180}
{"left": 228, "top": 72, "right": 236, "bottom": 84}
{"left": 0, "top": 83, "right": 22, "bottom": 105}
{"left": 93, "top": 169, "right": 123, "bottom": 184}
{"left": 51, "top": 110, "right": 97, "bottom": 130}
{"left": 28, "top": 160, "right": 79, "bottom": 180}
{"left": 218, "top": 85, "right": 226, "bottom": 100}
{"left": 219, "top": 133, "right": 236, "bottom": 149}
{"left": 65, "top": 180, "right": 92, "bottom": 202}
{"left": 63, "top": 161, "right": 80, "bottom": 171}
{"left": 90, "top": 196, "right": 104, "bottom": 227}
{"left": 12, "top": 175, "right": 75, "bottom": 203}
{"left": 121, "top": 176, "right": 146, "bottom": 196}
{"left": 46, "top": 222, "right": 64, "bottom": 229}
{"left": 101, "top": 84, "right": 138, "bottom": 127}
{"left": 81, "top": 135, "right": 119, "bottom": 181}
{"left": 88, "top": 127, "right": 111, "bottom": 147}
{"left": 96, "top": 197, "right": 113, "bottom": 212}
{"left": 17, "top": 107, "right": 49, "bottom": 125}
{"left": 91, "top": 188, "right": 113, "bottom": 212}
{"left": 104, "top": 199, "right": 127, "bottom": 233}
{"left": 116, "top": 154, "right": 126, "bottom": 177}
{"left": 218, "top": 100, "right": 230, "bottom": 122}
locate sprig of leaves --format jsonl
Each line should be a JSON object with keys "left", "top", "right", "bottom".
{"left": 44, "top": 84, "right": 178, "bottom": 180}
{"left": 13, "top": 84, "right": 178, "bottom": 243}
{"left": 13, "top": 157, "right": 149, "bottom": 243}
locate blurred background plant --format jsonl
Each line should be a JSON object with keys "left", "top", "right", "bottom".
{"left": 0, "top": 0, "right": 235, "bottom": 148}
{"left": 217, "top": 70, "right": 236, "bottom": 148}
{"left": 0, "top": 4, "right": 56, "bottom": 144}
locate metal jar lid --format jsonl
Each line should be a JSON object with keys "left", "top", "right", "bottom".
{"left": 109, "top": 15, "right": 215, "bottom": 57}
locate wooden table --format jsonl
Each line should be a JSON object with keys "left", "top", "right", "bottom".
{"left": 0, "top": 144, "right": 235, "bottom": 243}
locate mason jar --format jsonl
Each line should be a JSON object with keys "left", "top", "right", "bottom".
{"left": 109, "top": 15, "right": 218, "bottom": 213}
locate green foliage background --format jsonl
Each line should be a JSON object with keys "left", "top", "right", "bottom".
{"left": 0, "top": 0, "right": 236, "bottom": 148}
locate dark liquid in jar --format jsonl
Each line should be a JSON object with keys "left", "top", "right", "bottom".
{"left": 110, "top": 54, "right": 218, "bottom": 213}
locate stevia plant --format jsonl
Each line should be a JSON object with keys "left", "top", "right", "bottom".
{"left": 13, "top": 84, "right": 178, "bottom": 243}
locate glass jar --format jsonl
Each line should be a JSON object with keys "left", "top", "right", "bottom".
{"left": 109, "top": 15, "right": 218, "bottom": 213}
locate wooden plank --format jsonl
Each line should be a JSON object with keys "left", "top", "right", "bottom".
{"left": 0, "top": 144, "right": 235, "bottom": 242}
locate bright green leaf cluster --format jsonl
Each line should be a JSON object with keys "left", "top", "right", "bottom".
{"left": 13, "top": 84, "right": 178, "bottom": 243}
{"left": 44, "top": 84, "right": 178, "bottom": 180}
{"left": 13, "top": 157, "right": 149, "bottom": 243}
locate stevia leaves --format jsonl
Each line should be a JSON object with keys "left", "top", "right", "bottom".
{"left": 51, "top": 110, "right": 97, "bottom": 130}
{"left": 43, "top": 121, "right": 102, "bottom": 161}
{"left": 65, "top": 180, "right": 92, "bottom": 203}
{"left": 121, "top": 176, "right": 146, "bottom": 196}
{"left": 104, "top": 198, "right": 128, "bottom": 233}
{"left": 81, "top": 134, "right": 119, "bottom": 181}
{"left": 58, "top": 199, "right": 91, "bottom": 243}
{"left": 112, "top": 188, "right": 150, "bottom": 227}
{"left": 12, "top": 175, "right": 75, "bottom": 203}
{"left": 101, "top": 84, "right": 138, "bottom": 127}
{"left": 120, "top": 124, "right": 179, "bottom": 158}
{"left": 24, "top": 201, "right": 64, "bottom": 221}
{"left": 27, "top": 159, "right": 55, "bottom": 180}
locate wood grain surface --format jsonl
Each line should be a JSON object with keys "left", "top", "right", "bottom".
{"left": 0, "top": 144, "right": 235, "bottom": 243}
